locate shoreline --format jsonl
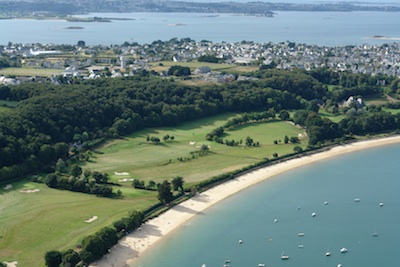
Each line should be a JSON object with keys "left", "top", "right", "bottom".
{"left": 90, "top": 135, "right": 400, "bottom": 267}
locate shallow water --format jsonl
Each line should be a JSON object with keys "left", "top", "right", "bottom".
{"left": 133, "top": 143, "right": 400, "bottom": 266}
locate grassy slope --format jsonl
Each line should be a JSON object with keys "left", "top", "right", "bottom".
{"left": 85, "top": 114, "right": 308, "bottom": 187}
{"left": 0, "top": 181, "right": 157, "bottom": 266}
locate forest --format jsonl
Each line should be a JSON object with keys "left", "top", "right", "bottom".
{"left": 1, "top": 68, "right": 400, "bottom": 186}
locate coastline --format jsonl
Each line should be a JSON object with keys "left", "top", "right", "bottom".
{"left": 90, "top": 135, "right": 400, "bottom": 267}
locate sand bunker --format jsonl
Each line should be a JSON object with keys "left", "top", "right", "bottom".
{"left": 3, "top": 184, "right": 12, "bottom": 190}
{"left": 85, "top": 216, "right": 98, "bottom": 223}
{"left": 19, "top": 189, "right": 40, "bottom": 193}
{"left": 189, "top": 141, "right": 196, "bottom": 145}
{"left": 5, "top": 261, "right": 18, "bottom": 267}
{"left": 114, "top": 172, "right": 129, "bottom": 176}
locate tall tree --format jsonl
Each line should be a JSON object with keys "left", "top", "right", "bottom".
{"left": 158, "top": 180, "right": 174, "bottom": 204}
{"left": 172, "top": 176, "right": 184, "bottom": 191}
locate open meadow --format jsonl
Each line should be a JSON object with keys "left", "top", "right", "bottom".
{"left": 148, "top": 60, "right": 258, "bottom": 73}
{"left": 0, "top": 67, "right": 62, "bottom": 77}
{"left": 0, "top": 181, "right": 157, "bottom": 266}
{"left": 85, "top": 113, "right": 308, "bottom": 188}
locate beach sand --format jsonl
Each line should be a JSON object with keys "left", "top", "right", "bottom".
{"left": 90, "top": 136, "right": 400, "bottom": 267}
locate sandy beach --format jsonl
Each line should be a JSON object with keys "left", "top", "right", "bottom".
{"left": 90, "top": 135, "right": 400, "bottom": 267}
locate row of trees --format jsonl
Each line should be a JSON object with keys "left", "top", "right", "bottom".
{"left": 44, "top": 166, "right": 113, "bottom": 197}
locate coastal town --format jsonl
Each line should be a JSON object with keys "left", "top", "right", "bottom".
{"left": 1, "top": 38, "right": 400, "bottom": 85}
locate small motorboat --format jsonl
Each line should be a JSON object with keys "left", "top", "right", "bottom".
{"left": 326, "top": 251, "right": 331, "bottom": 256}
{"left": 281, "top": 251, "right": 289, "bottom": 260}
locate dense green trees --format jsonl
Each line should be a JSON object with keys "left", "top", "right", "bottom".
{"left": 44, "top": 250, "right": 62, "bottom": 267}
{"left": 167, "top": 65, "right": 191, "bottom": 76}
{"left": 61, "top": 249, "right": 80, "bottom": 267}
{"left": 198, "top": 55, "right": 220, "bottom": 63}
{"left": 44, "top": 169, "right": 112, "bottom": 197}
{"left": 80, "top": 227, "right": 118, "bottom": 264}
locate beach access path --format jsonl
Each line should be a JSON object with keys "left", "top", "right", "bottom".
{"left": 90, "top": 135, "right": 400, "bottom": 267}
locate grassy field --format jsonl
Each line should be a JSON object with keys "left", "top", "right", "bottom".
{"left": 0, "top": 100, "right": 18, "bottom": 114}
{"left": 148, "top": 60, "right": 258, "bottom": 73}
{"left": 0, "top": 181, "right": 157, "bottom": 266}
{"left": 319, "top": 109, "right": 345, "bottom": 123}
{"left": 0, "top": 67, "right": 62, "bottom": 77}
{"left": 85, "top": 114, "right": 308, "bottom": 188}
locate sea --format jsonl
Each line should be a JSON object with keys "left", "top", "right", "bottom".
{"left": 132, "top": 143, "right": 400, "bottom": 267}
{"left": 1, "top": 11, "right": 400, "bottom": 46}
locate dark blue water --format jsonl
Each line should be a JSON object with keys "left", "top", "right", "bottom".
{"left": 133, "top": 143, "right": 400, "bottom": 267}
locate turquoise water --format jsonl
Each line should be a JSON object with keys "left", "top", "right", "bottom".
{"left": 1, "top": 11, "right": 400, "bottom": 45}
{"left": 133, "top": 143, "right": 400, "bottom": 267}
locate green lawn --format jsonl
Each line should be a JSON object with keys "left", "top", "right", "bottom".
{"left": 319, "top": 109, "right": 345, "bottom": 123}
{"left": 148, "top": 60, "right": 258, "bottom": 73}
{"left": 0, "top": 67, "right": 62, "bottom": 77}
{"left": 382, "top": 107, "right": 400, "bottom": 114}
{"left": 0, "top": 100, "right": 18, "bottom": 113}
{"left": 0, "top": 181, "right": 157, "bottom": 266}
{"left": 85, "top": 114, "right": 308, "bottom": 187}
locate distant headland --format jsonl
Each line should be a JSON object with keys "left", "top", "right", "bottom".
{"left": 1, "top": 0, "right": 399, "bottom": 19}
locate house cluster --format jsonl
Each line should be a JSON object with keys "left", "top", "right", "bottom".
{"left": 1, "top": 39, "right": 400, "bottom": 85}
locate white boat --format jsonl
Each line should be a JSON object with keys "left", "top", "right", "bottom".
{"left": 326, "top": 251, "right": 331, "bottom": 256}
{"left": 372, "top": 232, "right": 378, "bottom": 237}
{"left": 281, "top": 251, "right": 290, "bottom": 260}
{"left": 337, "top": 264, "right": 342, "bottom": 267}
{"left": 238, "top": 239, "right": 243, "bottom": 244}
{"left": 354, "top": 198, "right": 361, "bottom": 202}
{"left": 274, "top": 218, "right": 278, "bottom": 223}
{"left": 225, "top": 260, "right": 231, "bottom": 263}
{"left": 298, "top": 244, "right": 304, "bottom": 248}
{"left": 379, "top": 202, "right": 384, "bottom": 207}
{"left": 201, "top": 264, "right": 207, "bottom": 267}
{"left": 298, "top": 232, "right": 305, "bottom": 237}
{"left": 311, "top": 212, "right": 317, "bottom": 217}
{"left": 258, "top": 264, "right": 266, "bottom": 267}
{"left": 340, "top": 247, "right": 348, "bottom": 253}
{"left": 324, "top": 201, "right": 329, "bottom": 205}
